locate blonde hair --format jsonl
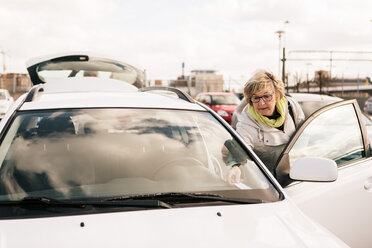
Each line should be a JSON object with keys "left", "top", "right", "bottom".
{"left": 243, "top": 70, "right": 285, "bottom": 104}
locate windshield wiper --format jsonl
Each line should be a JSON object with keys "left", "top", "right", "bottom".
{"left": 106, "top": 192, "right": 264, "bottom": 205}
{"left": 0, "top": 196, "right": 172, "bottom": 209}
{"left": 0, "top": 197, "right": 86, "bottom": 208}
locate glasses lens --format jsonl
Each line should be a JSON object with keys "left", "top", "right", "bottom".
{"left": 263, "top": 94, "right": 272, "bottom": 101}
{"left": 251, "top": 96, "right": 260, "bottom": 103}
{"left": 252, "top": 94, "right": 272, "bottom": 103}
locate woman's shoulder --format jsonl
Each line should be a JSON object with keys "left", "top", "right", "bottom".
{"left": 286, "top": 96, "right": 305, "bottom": 123}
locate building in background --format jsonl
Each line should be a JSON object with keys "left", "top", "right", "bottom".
{"left": 191, "top": 70, "right": 224, "bottom": 97}
{"left": 169, "top": 70, "right": 225, "bottom": 97}
{"left": 0, "top": 73, "right": 32, "bottom": 99}
{"left": 168, "top": 75, "right": 191, "bottom": 95}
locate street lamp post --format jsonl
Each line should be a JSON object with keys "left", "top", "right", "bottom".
{"left": 275, "top": 30, "right": 284, "bottom": 79}
{"left": 0, "top": 49, "right": 6, "bottom": 89}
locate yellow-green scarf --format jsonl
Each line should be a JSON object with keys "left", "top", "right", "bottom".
{"left": 248, "top": 97, "right": 287, "bottom": 128}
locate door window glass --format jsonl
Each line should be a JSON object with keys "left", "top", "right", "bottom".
{"left": 289, "top": 104, "right": 364, "bottom": 167}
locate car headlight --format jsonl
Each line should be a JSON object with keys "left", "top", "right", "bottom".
{"left": 217, "top": 110, "right": 229, "bottom": 117}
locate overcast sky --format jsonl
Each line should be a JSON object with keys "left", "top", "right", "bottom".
{"left": 0, "top": 0, "right": 371, "bottom": 88}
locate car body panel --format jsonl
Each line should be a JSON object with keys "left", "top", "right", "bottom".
{"left": 210, "top": 104, "right": 237, "bottom": 123}
{"left": 18, "top": 79, "right": 205, "bottom": 112}
{"left": 0, "top": 201, "right": 347, "bottom": 248}
{"left": 278, "top": 99, "right": 372, "bottom": 247}
{"left": 211, "top": 104, "right": 237, "bottom": 113}
{"left": 20, "top": 92, "right": 206, "bottom": 111}
{"left": 286, "top": 158, "right": 372, "bottom": 248}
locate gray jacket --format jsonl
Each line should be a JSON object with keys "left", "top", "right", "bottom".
{"left": 233, "top": 97, "right": 305, "bottom": 174}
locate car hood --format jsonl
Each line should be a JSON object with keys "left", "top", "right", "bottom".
{"left": 213, "top": 105, "right": 237, "bottom": 112}
{"left": 0, "top": 201, "right": 346, "bottom": 248}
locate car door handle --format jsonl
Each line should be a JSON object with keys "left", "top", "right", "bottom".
{"left": 364, "top": 178, "right": 372, "bottom": 191}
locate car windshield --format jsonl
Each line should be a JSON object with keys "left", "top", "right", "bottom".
{"left": 0, "top": 92, "right": 6, "bottom": 100}
{"left": 34, "top": 56, "right": 143, "bottom": 87}
{"left": 212, "top": 95, "right": 240, "bottom": 105}
{"left": 0, "top": 109, "right": 279, "bottom": 203}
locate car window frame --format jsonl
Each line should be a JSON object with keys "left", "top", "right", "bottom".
{"left": 275, "top": 99, "right": 371, "bottom": 186}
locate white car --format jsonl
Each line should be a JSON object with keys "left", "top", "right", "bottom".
{"left": 0, "top": 53, "right": 347, "bottom": 248}
{"left": 0, "top": 89, "right": 14, "bottom": 119}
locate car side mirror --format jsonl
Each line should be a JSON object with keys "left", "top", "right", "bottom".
{"left": 289, "top": 157, "right": 338, "bottom": 182}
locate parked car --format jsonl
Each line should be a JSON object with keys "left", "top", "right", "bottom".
{"left": 363, "top": 96, "right": 372, "bottom": 114}
{"left": 195, "top": 92, "right": 240, "bottom": 124}
{"left": 0, "top": 53, "right": 347, "bottom": 247}
{"left": 0, "top": 89, "right": 14, "bottom": 119}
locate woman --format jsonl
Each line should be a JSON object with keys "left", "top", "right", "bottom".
{"left": 229, "top": 70, "right": 305, "bottom": 182}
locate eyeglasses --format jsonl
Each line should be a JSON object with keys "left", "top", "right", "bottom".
{"left": 251, "top": 94, "right": 273, "bottom": 103}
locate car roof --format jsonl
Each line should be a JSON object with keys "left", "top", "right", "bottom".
{"left": 287, "top": 93, "right": 342, "bottom": 102}
{"left": 18, "top": 78, "right": 206, "bottom": 112}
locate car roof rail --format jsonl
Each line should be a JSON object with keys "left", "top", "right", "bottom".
{"left": 24, "top": 84, "right": 44, "bottom": 102}
{"left": 139, "top": 86, "right": 195, "bottom": 103}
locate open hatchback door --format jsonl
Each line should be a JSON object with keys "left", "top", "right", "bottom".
{"left": 26, "top": 52, "right": 145, "bottom": 88}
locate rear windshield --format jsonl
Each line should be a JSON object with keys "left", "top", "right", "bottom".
{"left": 0, "top": 109, "right": 279, "bottom": 203}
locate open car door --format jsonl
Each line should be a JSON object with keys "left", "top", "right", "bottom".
{"left": 276, "top": 99, "right": 372, "bottom": 247}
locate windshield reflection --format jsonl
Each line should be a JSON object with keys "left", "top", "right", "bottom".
{"left": 0, "top": 109, "right": 278, "bottom": 202}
